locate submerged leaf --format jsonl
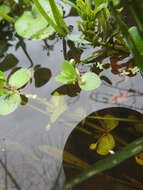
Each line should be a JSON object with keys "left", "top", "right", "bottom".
{"left": 0, "top": 93, "right": 21, "bottom": 115}
{"left": 97, "top": 134, "right": 115, "bottom": 155}
{"left": 103, "top": 114, "right": 119, "bottom": 131}
{"left": 8, "top": 68, "right": 31, "bottom": 89}
{"left": 78, "top": 72, "right": 101, "bottom": 91}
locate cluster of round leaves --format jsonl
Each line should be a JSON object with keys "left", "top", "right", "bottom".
{"left": 0, "top": 68, "right": 31, "bottom": 115}
{"left": 55, "top": 60, "right": 102, "bottom": 91}
{"left": 90, "top": 115, "right": 119, "bottom": 155}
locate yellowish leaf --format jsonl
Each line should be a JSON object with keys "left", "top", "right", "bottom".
{"left": 97, "top": 133, "right": 115, "bottom": 155}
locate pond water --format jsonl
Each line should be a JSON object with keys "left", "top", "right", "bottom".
{"left": 0, "top": 2, "right": 143, "bottom": 190}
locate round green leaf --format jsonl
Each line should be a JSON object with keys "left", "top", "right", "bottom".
{"left": 78, "top": 72, "right": 101, "bottom": 91}
{"left": 15, "top": 0, "right": 63, "bottom": 39}
{"left": 0, "top": 93, "right": 21, "bottom": 115}
{"left": 8, "top": 68, "right": 31, "bottom": 89}
{"left": 97, "top": 133, "right": 115, "bottom": 155}
{"left": 15, "top": 11, "right": 55, "bottom": 40}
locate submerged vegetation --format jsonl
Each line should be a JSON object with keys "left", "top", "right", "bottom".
{"left": 0, "top": 0, "right": 143, "bottom": 189}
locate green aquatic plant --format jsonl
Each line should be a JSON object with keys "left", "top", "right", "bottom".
{"left": 0, "top": 68, "right": 31, "bottom": 115}
{"left": 55, "top": 60, "right": 102, "bottom": 91}
{"left": 62, "top": 136, "right": 143, "bottom": 190}
{"left": 89, "top": 114, "right": 119, "bottom": 155}
{"left": 0, "top": 0, "right": 69, "bottom": 39}
{"left": 110, "top": 0, "right": 143, "bottom": 69}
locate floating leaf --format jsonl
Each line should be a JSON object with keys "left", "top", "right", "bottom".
{"left": 135, "top": 153, "right": 143, "bottom": 166}
{"left": 78, "top": 72, "right": 101, "bottom": 91}
{"left": 15, "top": 0, "right": 63, "bottom": 39}
{"left": 0, "top": 4, "right": 11, "bottom": 21}
{"left": 97, "top": 134, "right": 115, "bottom": 155}
{"left": 103, "top": 114, "right": 119, "bottom": 131}
{"left": 0, "top": 93, "right": 21, "bottom": 115}
{"left": 8, "top": 68, "right": 31, "bottom": 89}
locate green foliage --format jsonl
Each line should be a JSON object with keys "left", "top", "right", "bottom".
{"left": 8, "top": 68, "right": 31, "bottom": 89}
{"left": 56, "top": 60, "right": 78, "bottom": 84}
{"left": 0, "top": 68, "right": 31, "bottom": 115}
{"left": 62, "top": 136, "right": 143, "bottom": 190}
{"left": 0, "top": 92, "right": 21, "bottom": 115}
{"left": 56, "top": 60, "right": 102, "bottom": 91}
{"left": 128, "top": 26, "right": 143, "bottom": 57}
{"left": 0, "top": 4, "right": 11, "bottom": 21}
{"left": 15, "top": 0, "right": 64, "bottom": 39}
{"left": 78, "top": 72, "right": 101, "bottom": 91}
{"left": 110, "top": 0, "right": 143, "bottom": 69}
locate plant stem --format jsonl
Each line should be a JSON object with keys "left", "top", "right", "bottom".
{"left": 0, "top": 12, "right": 15, "bottom": 23}
{"left": 32, "top": 0, "right": 65, "bottom": 36}
{"left": 88, "top": 116, "right": 142, "bottom": 123}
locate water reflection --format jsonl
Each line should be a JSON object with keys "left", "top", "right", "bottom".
{"left": 0, "top": 6, "right": 143, "bottom": 190}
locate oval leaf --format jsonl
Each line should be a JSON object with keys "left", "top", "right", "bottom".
{"left": 0, "top": 93, "right": 21, "bottom": 115}
{"left": 79, "top": 72, "right": 101, "bottom": 91}
{"left": 15, "top": 0, "right": 63, "bottom": 39}
{"left": 97, "top": 134, "right": 115, "bottom": 155}
{"left": 8, "top": 68, "right": 31, "bottom": 89}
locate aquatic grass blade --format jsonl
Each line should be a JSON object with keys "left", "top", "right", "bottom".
{"left": 62, "top": 136, "right": 143, "bottom": 190}
{"left": 32, "top": 0, "right": 65, "bottom": 36}
{"left": 48, "top": 0, "right": 69, "bottom": 33}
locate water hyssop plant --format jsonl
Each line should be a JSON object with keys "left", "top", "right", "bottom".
{"left": 0, "top": 0, "right": 143, "bottom": 189}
